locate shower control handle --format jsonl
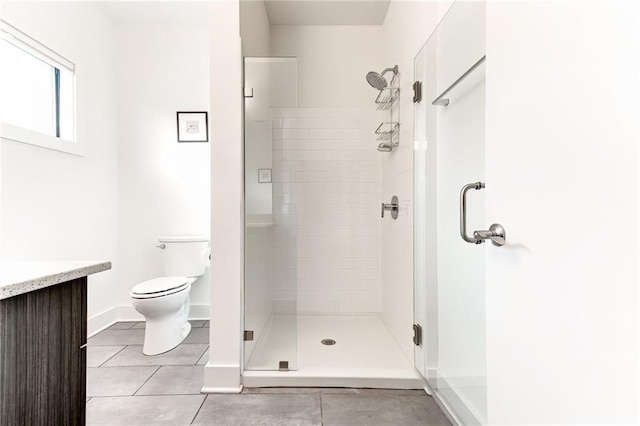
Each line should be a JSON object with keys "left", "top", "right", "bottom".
{"left": 381, "top": 196, "right": 399, "bottom": 220}
{"left": 156, "top": 244, "right": 166, "bottom": 249}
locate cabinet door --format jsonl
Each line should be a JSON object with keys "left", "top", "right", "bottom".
{"left": 0, "top": 277, "right": 87, "bottom": 425}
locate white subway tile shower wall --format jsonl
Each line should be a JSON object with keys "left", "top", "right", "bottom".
{"left": 270, "top": 107, "right": 381, "bottom": 314}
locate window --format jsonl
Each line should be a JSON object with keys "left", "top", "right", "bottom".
{"left": 0, "top": 19, "right": 79, "bottom": 155}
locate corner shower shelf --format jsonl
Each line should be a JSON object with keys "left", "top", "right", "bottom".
{"left": 375, "top": 87, "right": 399, "bottom": 110}
{"left": 375, "top": 122, "right": 399, "bottom": 141}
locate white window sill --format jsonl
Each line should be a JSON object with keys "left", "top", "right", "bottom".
{"left": 0, "top": 122, "right": 83, "bottom": 156}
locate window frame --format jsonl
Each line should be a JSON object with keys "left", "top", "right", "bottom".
{"left": 0, "top": 19, "right": 81, "bottom": 156}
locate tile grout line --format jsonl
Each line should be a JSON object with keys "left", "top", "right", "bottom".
{"left": 190, "top": 394, "right": 208, "bottom": 424}
{"left": 320, "top": 392, "right": 324, "bottom": 426}
{"left": 118, "top": 391, "right": 206, "bottom": 397}
{"left": 194, "top": 345, "right": 209, "bottom": 365}
{"left": 194, "top": 345, "right": 210, "bottom": 365}
{"left": 97, "top": 345, "right": 128, "bottom": 367}
{"left": 132, "top": 365, "right": 162, "bottom": 396}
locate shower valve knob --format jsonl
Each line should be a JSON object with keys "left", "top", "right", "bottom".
{"left": 381, "top": 196, "right": 399, "bottom": 220}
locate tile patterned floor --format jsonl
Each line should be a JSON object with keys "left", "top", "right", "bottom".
{"left": 87, "top": 321, "right": 450, "bottom": 425}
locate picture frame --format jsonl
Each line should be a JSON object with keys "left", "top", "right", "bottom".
{"left": 176, "top": 111, "right": 208, "bottom": 142}
{"left": 258, "top": 169, "right": 272, "bottom": 183}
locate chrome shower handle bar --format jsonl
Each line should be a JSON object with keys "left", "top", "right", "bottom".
{"left": 460, "top": 182, "right": 485, "bottom": 244}
{"left": 460, "top": 182, "right": 507, "bottom": 247}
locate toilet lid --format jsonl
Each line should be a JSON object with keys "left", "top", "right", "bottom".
{"left": 131, "top": 277, "right": 189, "bottom": 296}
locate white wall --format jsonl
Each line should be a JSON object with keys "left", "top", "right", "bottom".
{"left": 206, "top": 0, "right": 244, "bottom": 392}
{"left": 270, "top": 26, "right": 383, "bottom": 314}
{"left": 240, "top": 0, "right": 270, "bottom": 56}
{"left": 271, "top": 26, "right": 383, "bottom": 110}
{"left": 381, "top": 0, "right": 447, "bottom": 360}
{"left": 115, "top": 22, "right": 211, "bottom": 314}
{"left": 485, "top": 1, "right": 639, "bottom": 423}
{"left": 0, "top": 2, "right": 119, "bottom": 321}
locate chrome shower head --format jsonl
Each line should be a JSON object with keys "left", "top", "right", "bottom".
{"left": 366, "top": 65, "right": 398, "bottom": 90}
{"left": 366, "top": 71, "right": 388, "bottom": 90}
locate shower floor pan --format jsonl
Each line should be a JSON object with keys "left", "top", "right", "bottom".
{"left": 243, "top": 314, "right": 424, "bottom": 389}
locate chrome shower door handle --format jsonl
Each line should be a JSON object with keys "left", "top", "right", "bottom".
{"left": 460, "top": 182, "right": 507, "bottom": 247}
{"left": 473, "top": 224, "right": 506, "bottom": 247}
{"left": 460, "top": 182, "right": 485, "bottom": 244}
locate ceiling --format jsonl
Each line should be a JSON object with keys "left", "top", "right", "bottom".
{"left": 97, "top": 1, "right": 210, "bottom": 25}
{"left": 97, "top": 0, "right": 391, "bottom": 26}
{"left": 264, "top": 0, "right": 391, "bottom": 26}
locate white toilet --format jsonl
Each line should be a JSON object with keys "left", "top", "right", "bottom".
{"left": 130, "top": 236, "right": 209, "bottom": 355}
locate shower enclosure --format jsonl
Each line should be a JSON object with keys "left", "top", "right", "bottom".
{"left": 414, "top": 2, "right": 488, "bottom": 424}
{"left": 242, "top": 56, "right": 422, "bottom": 388}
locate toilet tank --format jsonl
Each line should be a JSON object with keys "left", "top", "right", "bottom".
{"left": 158, "top": 236, "right": 209, "bottom": 277}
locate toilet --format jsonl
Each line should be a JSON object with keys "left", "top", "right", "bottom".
{"left": 130, "top": 236, "right": 209, "bottom": 355}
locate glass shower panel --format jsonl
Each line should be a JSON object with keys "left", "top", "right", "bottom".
{"left": 244, "top": 57, "right": 298, "bottom": 371}
{"left": 414, "top": 2, "right": 487, "bottom": 424}
{"left": 413, "top": 25, "right": 439, "bottom": 386}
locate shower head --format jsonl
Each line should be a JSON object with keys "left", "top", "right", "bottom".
{"left": 366, "top": 65, "right": 399, "bottom": 90}
{"left": 366, "top": 72, "right": 388, "bottom": 90}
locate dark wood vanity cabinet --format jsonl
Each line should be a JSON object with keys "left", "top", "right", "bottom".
{"left": 0, "top": 277, "right": 87, "bottom": 425}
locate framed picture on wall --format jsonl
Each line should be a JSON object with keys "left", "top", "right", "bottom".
{"left": 177, "top": 111, "right": 208, "bottom": 142}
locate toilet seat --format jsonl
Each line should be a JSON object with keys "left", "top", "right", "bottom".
{"left": 131, "top": 277, "right": 190, "bottom": 299}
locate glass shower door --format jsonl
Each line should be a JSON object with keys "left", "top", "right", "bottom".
{"left": 244, "top": 57, "right": 298, "bottom": 371}
{"left": 414, "top": 2, "right": 488, "bottom": 424}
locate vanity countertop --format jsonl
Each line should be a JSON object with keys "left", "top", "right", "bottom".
{"left": 0, "top": 260, "right": 111, "bottom": 300}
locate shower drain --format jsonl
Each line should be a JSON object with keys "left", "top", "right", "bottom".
{"left": 321, "top": 339, "right": 336, "bottom": 346}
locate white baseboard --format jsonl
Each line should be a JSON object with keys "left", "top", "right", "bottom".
{"left": 200, "top": 385, "right": 244, "bottom": 394}
{"left": 88, "top": 304, "right": 210, "bottom": 338}
{"left": 203, "top": 364, "right": 242, "bottom": 393}
{"left": 424, "top": 385, "right": 433, "bottom": 396}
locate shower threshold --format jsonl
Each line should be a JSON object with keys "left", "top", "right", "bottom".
{"left": 242, "top": 314, "right": 425, "bottom": 389}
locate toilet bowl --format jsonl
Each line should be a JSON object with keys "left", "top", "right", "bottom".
{"left": 131, "top": 276, "right": 197, "bottom": 355}
{"left": 130, "top": 236, "right": 209, "bottom": 355}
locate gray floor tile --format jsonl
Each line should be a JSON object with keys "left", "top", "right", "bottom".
{"left": 103, "top": 344, "right": 208, "bottom": 367}
{"left": 88, "top": 329, "right": 145, "bottom": 346}
{"left": 242, "top": 387, "right": 358, "bottom": 394}
{"left": 192, "top": 394, "right": 321, "bottom": 425}
{"left": 321, "top": 394, "right": 450, "bottom": 426}
{"left": 86, "top": 395, "right": 205, "bottom": 425}
{"left": 87, "top": 345, "right": 126, "bottom": 367}
{"left": 132, "top": 320, "right": 206, "bottom": 329}
{"left": 136, "top": 365, "right": 204, "bottom": 395}
{"left": 107, "top": 322, "right": 137, "bottom": 330}
{"left": 87, "top": 366, "right": 159, "bottom": 397}
{"left": 183, "top": 327, "right": 209, "bottom": 344}
{"left": 354, "top": 388, "right": 429, "bottom": 396}
{"left": 196, "top": 348, "right": 208, "bottom": 365}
